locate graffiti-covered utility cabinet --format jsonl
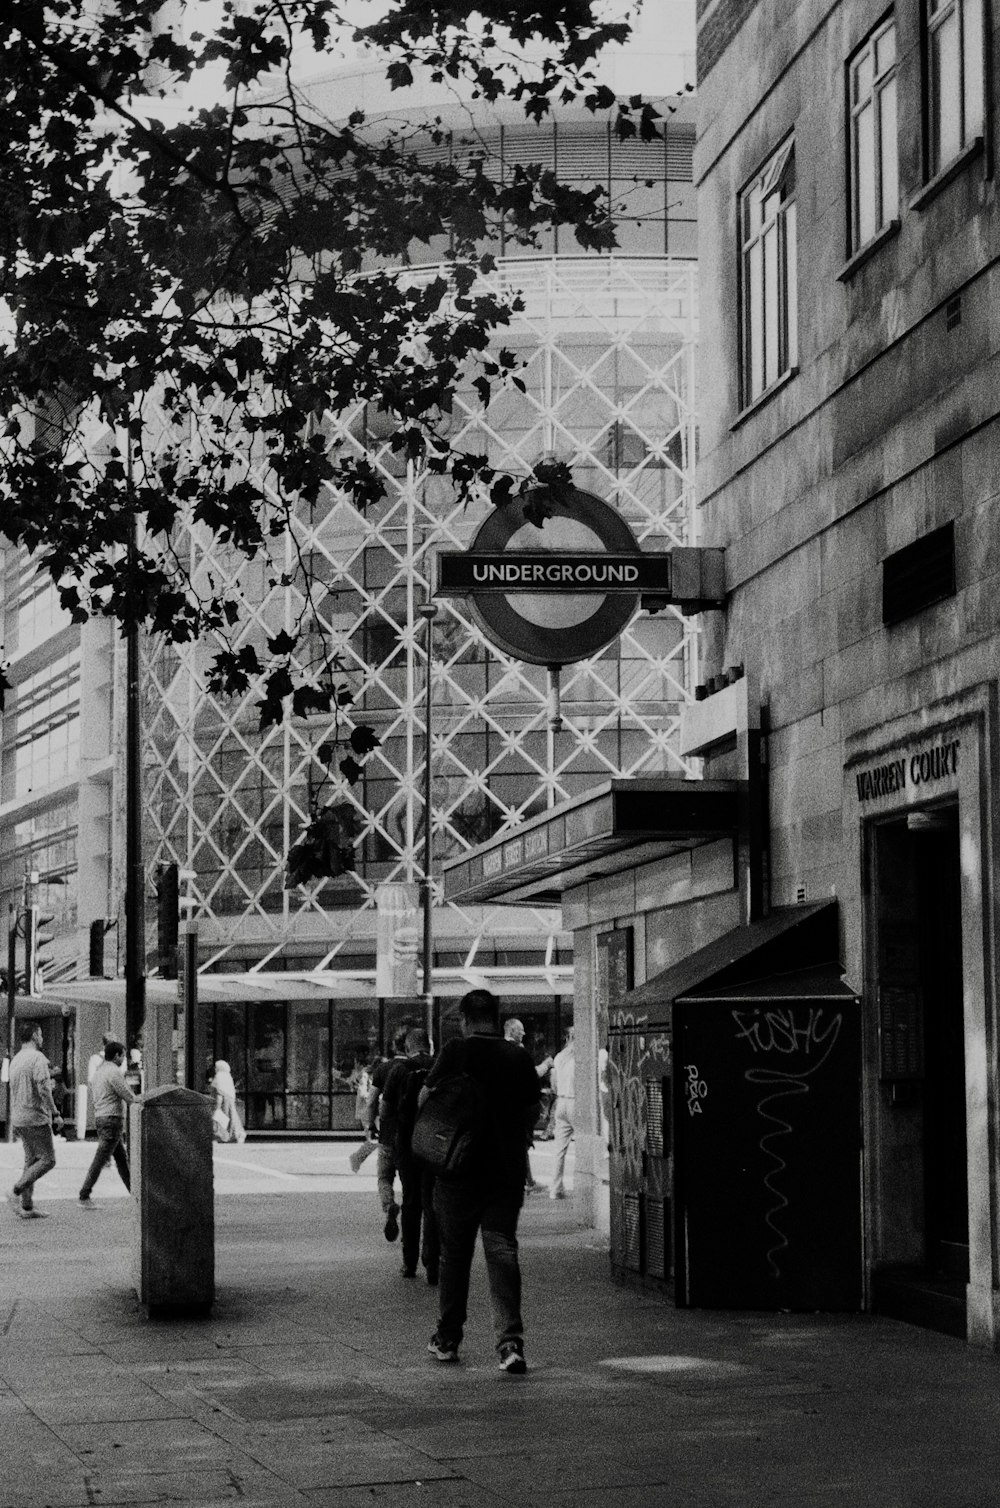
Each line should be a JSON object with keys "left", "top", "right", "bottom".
{"left": 608, "top": 902, "right": 864, "bottom": 1312}
{"left": 608, "top": 1017, "right": 674, "bottom": 1286}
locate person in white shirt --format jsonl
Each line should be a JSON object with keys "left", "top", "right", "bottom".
{"left": 503, "top": 1018, "right": 551, "bottom": 1193}
{"left": 548, "top": 1025, "right": 575, "bottom": 1200}
{"left": 87, "top": 1033, "right": 113, "bottom": 1086}
{"left": 8, "top": 1021, "right": 63, "bottom": 1219}
{"left": 79, "top": 1040, "right": 135, "bottom": 1204}
{"left": 211, "top": 1060, "right": 246, "bottom": 1143}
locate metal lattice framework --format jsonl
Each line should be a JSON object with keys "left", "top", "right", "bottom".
{"left": 142, "top": 256, "right": 700, "bottom": 980}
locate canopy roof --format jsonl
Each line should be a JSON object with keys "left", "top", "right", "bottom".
{"left": 620, "top": 901, "right": 855, "bottom": 1017}
{"left": 443, "top": 777, "right": 743, "bottom": 906}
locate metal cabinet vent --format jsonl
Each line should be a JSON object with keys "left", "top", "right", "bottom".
{"left": 646, "top": 1197, "right": 670, "bottom": 1280}
{"left": 622, "top": 1194, "right": 643, "bottom": 1272}
{"left": 882, "top": 521, "right": 955, "bottom": 626}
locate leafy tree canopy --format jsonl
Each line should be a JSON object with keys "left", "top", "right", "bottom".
{"left": 0, "top": 0, "right": 663, "bottom": 877}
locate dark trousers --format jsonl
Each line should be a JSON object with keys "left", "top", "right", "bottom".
{"left": 398, "top": 1148, "right": 439, "bottom": 1275}
{"left": 433, "top": 1179, "right": 523, "bottom": 1352}
{"left": 80, "top": 1118, "right": 131, "bottom": 1197}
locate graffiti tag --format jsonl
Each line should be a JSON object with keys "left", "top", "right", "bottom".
{"left": 683, "top": 1062, "right": 707, "bottom": 1117}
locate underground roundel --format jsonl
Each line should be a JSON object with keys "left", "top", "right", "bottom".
{"left": 437, "top": 488, "right": 659, "bottom": 666}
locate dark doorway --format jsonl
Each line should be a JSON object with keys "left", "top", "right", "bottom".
{"left": 872, "top": 804, "right": 966, "bottom": 1332}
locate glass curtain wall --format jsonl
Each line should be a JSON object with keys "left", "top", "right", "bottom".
{"left": 140, "top": 111, "right": 701, "bottom": 990}
{"left": 142, "top": 254, "right": 700, "bottom": 985}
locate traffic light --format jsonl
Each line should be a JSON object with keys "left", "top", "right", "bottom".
{"left": 24, "top": 905, "right": 55, "bottom": 994}
{"left": 156, "top": 862, "right": 179, "bottom": 979}
{"left": 90, "top": 919, "right": 107, "bottom": 978}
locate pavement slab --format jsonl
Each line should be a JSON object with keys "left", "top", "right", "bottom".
{"left": 2, "top": 1139, "right": 1000, "bottom": 1507}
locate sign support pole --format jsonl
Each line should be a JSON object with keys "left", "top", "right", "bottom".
{"left": 418, "top": 602, "right": 438, "bottom": 1044}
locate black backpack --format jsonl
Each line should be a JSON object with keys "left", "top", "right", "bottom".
{"left": 411, "top": 1071, "right": 489, "bottom": 1177}
{"left": 396, "top": 1063, "right": 429, "bottom": 1150}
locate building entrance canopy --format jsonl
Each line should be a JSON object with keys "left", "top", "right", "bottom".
{"left": 621, "top": 898, "right": 852, "bottom": 1010}
{"left": 442, "top": 777, "right": 743, "bottom": 907}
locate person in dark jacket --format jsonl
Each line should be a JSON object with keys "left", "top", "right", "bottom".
{"left": 424, "top": 989, "right": 540, "bottom": 1374}
{"left": 379, "top": 1027, "right": 439, "bottom": 1284}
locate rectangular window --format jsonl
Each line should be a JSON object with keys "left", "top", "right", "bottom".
{"left": 739, "top": 139, "right": 798, "bottom": 407}
{"left": 927, "top": 0, "right": 984, "bottom": 177}
{"left": 12, "top": 649, "right": 81, "bottom": 797}
{"left": 849, "top": 19, "right": 899, "bottom": 250}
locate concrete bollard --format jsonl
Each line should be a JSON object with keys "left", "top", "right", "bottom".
{"left": 131, "top": 1086, "right": 214, "bottom": 1317}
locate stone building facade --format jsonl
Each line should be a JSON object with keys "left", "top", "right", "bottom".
{"left": 695, "top": 0, "right": 1000, "bottom": 1341}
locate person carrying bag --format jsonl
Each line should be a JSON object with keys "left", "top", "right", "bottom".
{"left": 418, "top": 990, "right": 541, "bottom": 1374}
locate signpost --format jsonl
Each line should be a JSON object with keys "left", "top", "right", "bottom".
{"left": 436, "top": 485, "right": 723, "bottom": 665}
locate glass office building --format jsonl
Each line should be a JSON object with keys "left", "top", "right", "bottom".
{"left": 1, "top": 58, "right": 703, "bottom": 1133}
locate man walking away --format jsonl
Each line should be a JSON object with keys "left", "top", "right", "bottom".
{"left": 549, "top": 1025, "right": 575, "bottom": 1200}
{"left": 426, "top": 989, "right": 540, "bottom": 1373}
{"left": 380, "top": 1027, "right": 439, "bottom": 1283}
{"left": 8, "top": 1021, "right": 63, "bottom": 1219}
{"left": 79, "top": 1040, "right": 136, "bottom": 1205}
{"left": 368, "top": 1027, "right": 409, "bottom": 1242}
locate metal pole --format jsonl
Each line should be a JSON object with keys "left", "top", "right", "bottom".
{"left": 5, "top": 918, "right": 16, "bottom": 1142}
{"left": 124, "top": 449, "right": 146, "bottom": 1059}
{"left": 418, "top": 602, "right": 438, "bottom": 1043}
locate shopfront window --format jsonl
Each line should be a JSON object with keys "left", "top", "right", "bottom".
{"left": 286, "top": 1000, "right": 331, "bottom": 1130}
{"left": 248, "top": 1004, "right": 286, "bottom": 1129}
{"left": 206, "top": 997, "right": 379, "bottom": 1132}
{"left": 213, "top": 1004, "right": 247, "bottom": 1102}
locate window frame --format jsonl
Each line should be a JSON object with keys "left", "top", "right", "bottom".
{"left": 925, "top": 0, "right": 985, "bottom": 179}
{"left": 847, "top": 16, "right": 899, "bottom": 254}
{"left": 738, "top": 137, "right": 799, "bottom": 411}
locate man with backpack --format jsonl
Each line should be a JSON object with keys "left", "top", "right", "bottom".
{"left": 419, "top": 989, "right": 541, "bottom": 1374}
{"left": 379, "top": 1027, "right": 439, "bottom": 1283}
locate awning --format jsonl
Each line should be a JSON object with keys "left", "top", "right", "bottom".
{"left": 619, "top": 900, "right": 853, "bottom": 1017}
{"left": 29, "top": 971, "right": 376, "bottom": 1014}
{"left": 18, "top": 963, "right": 573, "bottom": 1014}
{"left": 9, "top": 992, "right": 71, "bottom": 1021}
{"left": 443, "top": 777, "right": 743, "bottom": 906}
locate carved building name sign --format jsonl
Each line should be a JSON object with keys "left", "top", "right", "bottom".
{"left": 853, "top": 738, "right": 960, "bottom": 803}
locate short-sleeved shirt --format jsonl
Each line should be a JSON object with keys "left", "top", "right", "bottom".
{"left": 9, "top": 1044, "right": 57, "bottom": 1129}
{"left": 425, "top": 1031, "right": 541, "bottom": 1194}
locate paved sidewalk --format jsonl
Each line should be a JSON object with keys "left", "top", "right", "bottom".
{"left": 2, "top": 1141, "right": 1000, "bottom": 1507}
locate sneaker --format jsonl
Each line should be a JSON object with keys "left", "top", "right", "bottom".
{"left": 383, "top": 1204, "right": 399, "bottom": 1242}
{"left": 499, "top": 1340, "right": 526, "bottom": 1374}
{"left": 400, "top": 1264, "right": 416, "bottom": 1279}
{"left": 427, "top": 1334, "right": 459, "bottom": 1364}
{"left": 20, "top": 1208, "right": 48, "bottom": 1220}
{"left": 425, "top": 1264, "right": 439, "bottom": 1287}
{"left": 7, "top": 1187, "right": 23, "bottom": 1213}
{"left": 549, "top": 1189, "right": 566, "bottom": 1200}
{"left": 78, "top": 1194, "right": 95, "bottom": 1207}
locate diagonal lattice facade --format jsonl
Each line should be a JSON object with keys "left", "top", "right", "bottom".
{"left": 142, "top": 256, "right": 700, "bottom": 985}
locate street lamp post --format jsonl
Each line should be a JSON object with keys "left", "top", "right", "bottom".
{"left": 417, "top": 601, "right": 439, "bottom": 1043}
